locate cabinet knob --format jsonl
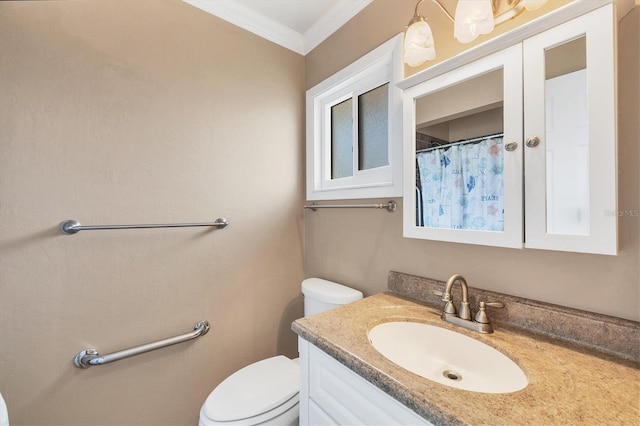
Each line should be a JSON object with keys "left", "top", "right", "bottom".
{"left": 526, "top": 136, "right": 541, "bottom": 148}
{"left": 504, "top": 142, "right": 518, "bottom": 151}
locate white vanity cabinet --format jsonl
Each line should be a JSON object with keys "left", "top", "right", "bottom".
{"left": 402, "top": 4, "right": 617, "bottom": 255}
{"left": 298, "top": 338, "right": 431, "bottom": 426}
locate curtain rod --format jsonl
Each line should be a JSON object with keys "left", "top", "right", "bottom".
{"left": 416, "top": 132, "right": 504, "bottom": 153}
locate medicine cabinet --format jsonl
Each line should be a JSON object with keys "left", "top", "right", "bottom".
{"left": 402, "top": 4, "right": 617, "bottom": 255}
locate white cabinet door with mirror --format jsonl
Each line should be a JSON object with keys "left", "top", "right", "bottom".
{"left": 404, "top": 45, "right": 524, "bottom": 249}
{"left": 523, "top": 5, "right": 617, "bottom": 254}
{"left": 403, "top": 4, "right": 617, "bottom": 255}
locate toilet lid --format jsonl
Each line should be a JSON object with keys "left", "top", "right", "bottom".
{"left": 203, "top": 356, "right": 299, "bottom": 422}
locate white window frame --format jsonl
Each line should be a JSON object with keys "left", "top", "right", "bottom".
{"left": 306, "top": 34, "right": 404, "bottom": 201}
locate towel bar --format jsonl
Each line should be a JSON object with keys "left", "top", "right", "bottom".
{"left": 304, "top": 201, "right": 396, "bottom": 212}
{"left": 74, "top": 320, "right": 210, "bottom": 368}
{"left": 60, "top": 218, "right": 228, "bottom": 235}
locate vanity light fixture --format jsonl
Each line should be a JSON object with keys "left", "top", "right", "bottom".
{"left": 404, "top": 0, "right": 548, "bottom": 66}
{"left": 451, "top": 0, "right": 549, "bottom": 43}
{"left": 453, "top": 0, "right": 496, "bottom": 43}
{"left": 404, "top": 0, "right": 436, "bottom": 67}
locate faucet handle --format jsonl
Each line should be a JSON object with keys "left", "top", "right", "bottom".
{"left": 433, "top": 291, "right": 457, "bottom": 315}
{"left": 474, "top": 301, "right": 504, "bottom": 324}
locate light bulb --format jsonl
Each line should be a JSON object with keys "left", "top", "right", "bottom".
{"left": 404, "top": 20, "right": 436, "bottom": 67}
{"left": 454, "top": 0, "right": 495, "bottom": 44}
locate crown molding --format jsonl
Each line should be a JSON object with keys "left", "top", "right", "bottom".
{"left": 303, "top": 0, "right": 373, "bottom": 54}
{"left": 183, "top": 0, "right": 372, "bottom": 55}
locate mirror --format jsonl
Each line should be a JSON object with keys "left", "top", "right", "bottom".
{"left": 403, "top": 45, "right": 523, "bottom": 249}
{"left": 543, "top": 36, "right": 588, "bottom": 235}
{"left": 414, "top": 69, "right": 505, "bottom": 231}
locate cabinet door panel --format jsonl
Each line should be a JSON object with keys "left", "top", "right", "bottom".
{"left": 523, "top": 4, "right": 617, "bottom": 254}
{"left": 308, "top": 400, "right": 338, "bottom": 426}
{"left": 307, "top": 344, "right": 430, "bottom": 425}
{"left": 403, "top": 45, "right": 523, "bottom": 248}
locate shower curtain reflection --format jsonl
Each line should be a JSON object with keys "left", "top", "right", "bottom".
{"left": 416, "top": 135, "right": 504, "bottom": 231}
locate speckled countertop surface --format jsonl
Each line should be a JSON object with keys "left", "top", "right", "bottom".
{"left": 292, "top": 292, "right": 640, "bottom": 426}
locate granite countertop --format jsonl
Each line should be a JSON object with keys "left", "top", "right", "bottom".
{"left": 292, "top": 291, "right": 640, "bottom": 426}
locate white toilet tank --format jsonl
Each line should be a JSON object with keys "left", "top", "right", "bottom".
{"left": 301, "top": 278, "right": 363, "bottom": 316}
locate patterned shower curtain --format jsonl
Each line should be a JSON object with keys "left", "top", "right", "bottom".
{"left": 416, "top": 137, "right": 504, "bottom": 231}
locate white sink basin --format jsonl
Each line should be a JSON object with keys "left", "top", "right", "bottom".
{"left": 368, "top": 321, "right": 528, "bottom": 393}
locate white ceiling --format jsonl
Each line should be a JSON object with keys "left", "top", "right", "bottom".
{"left": 183, "top": 0, "right": 373, "bottom": 55}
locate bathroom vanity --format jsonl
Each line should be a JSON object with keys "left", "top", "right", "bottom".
{"left": 292, "top": 272, "right": 640, "bottom": 425}
{"left": 298, "top": 338, "right": 430, "bottom": 425}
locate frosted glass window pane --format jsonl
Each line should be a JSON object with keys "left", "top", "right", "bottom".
{"left": 331, "top": 99, "right": 353, "bottom": 179}
{"left": 358, "top": 84, "right": 389, "bottom": 170}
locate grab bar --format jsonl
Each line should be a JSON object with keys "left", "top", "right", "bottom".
{"left": 60, "top": 218, "right": 228, "bottom": 235}
{"left": 304, "top": 200, "right": 396, "bottom": 212}
{"left": 74, "top": 320, "right": 210, "bottom": 368}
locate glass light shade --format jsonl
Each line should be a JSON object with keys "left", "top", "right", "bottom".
{"left": 404, "top": 20, "right": 436, "bottom": 67}
{"left": 454, "top": 0, "right": 495, "bottom": 44}
{"left": 522, "top": 0, "right": 547, "bottom": 11}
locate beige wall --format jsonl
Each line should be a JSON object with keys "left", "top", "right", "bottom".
{"left": 305, "top": 2, "right": 640, "bottom": 322}
{"left": 0, "top": 1, "right": 304, "bottom": 425}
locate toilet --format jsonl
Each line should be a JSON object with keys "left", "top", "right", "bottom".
{"left": 198, "top": 278, "right": 363, "bottom": 426}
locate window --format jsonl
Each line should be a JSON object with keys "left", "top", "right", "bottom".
{"left": 306, "top": 34, "right": 403, "bottom": 201}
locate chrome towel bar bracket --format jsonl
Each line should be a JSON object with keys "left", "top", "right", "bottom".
{"left": 74, "top": 320, "right": 210, "bottom": 368}
{"left": 60, "top": 218, "right": 228, "bottom": 235}
{"left": 304, "top": 200, "right": 397, "bottom": 212}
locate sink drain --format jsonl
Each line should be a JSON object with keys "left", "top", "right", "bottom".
{"left": 442, "top": 370, "right": 462, "bottom": 382}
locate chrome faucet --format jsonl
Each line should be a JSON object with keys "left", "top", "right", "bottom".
{"left": 435, "top": 274, "right": 504, "bottom": 334}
